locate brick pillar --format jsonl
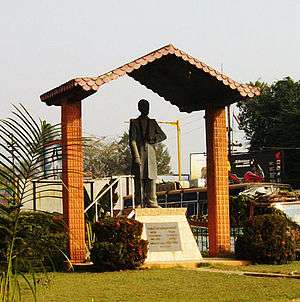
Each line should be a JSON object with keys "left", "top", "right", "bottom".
{"left": 61, "top": 100, "right": 86, "bottom": 263}
{"left": 205, "top": 105, "right": 230, "bottom": 256}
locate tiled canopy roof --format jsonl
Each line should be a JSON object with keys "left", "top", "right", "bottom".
{"left": 40, "top": 44, "right": 260, "bottom": 112}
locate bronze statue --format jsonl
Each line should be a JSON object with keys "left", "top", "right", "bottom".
{"left": 129, "top": 99, "right": 167, "bottom": 208}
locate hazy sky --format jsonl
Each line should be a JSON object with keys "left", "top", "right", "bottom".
{"left": 1, "top": 0, "right": 299, "bottom": 173}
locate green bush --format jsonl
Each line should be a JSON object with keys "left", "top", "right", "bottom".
{"left": 235, "top": 213, "right": 296, "bottom": 264}
{"left": 90, "top": 217, "right": 148, "bottom": 271}
{"left": 230, "top": 195, "right": 250, "bottom": 228}
{"left": 0, "top": 208, "right": 67, "bottom": 272}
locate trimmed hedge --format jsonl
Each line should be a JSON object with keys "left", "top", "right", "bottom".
{"left": 0, "top": 208, "right": 67, "bottom": 272}
{"left": 235, "top": 213, "right": 297, "bottom": 264}
{"left": 90, "top": 217, "right": 148, "bottom": 271}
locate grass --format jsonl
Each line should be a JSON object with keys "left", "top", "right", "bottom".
{"left": 204, "top": 261, "right": 300, "bottom": 275}
{"left": 21, "top": 268, "right": 300, "bottom": 302}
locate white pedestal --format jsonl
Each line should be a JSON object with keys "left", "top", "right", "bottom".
{"left": 135, "top": 208, "right": 202, "bottom": 264}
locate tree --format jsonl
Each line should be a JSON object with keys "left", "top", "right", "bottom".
{"left": 237, "top": 77, "right": 300, "bottom": 186}
{"left": 83, "top": 132, "right": 171, "bottom": 178}
{"left": 0, "top": 104, "right": 62, "bottom": 300}
{"left": 238, "top": 78, "right": 300, "bottom": 149}
{"left": 155, "top": 140, "right": 172, "bottom": 175}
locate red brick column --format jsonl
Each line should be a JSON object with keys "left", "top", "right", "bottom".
{"left": 61, "top": 100, "right": 86, "bottom": 263}
{"left": 205, "top": 105, "right": 230, "bottom": 256}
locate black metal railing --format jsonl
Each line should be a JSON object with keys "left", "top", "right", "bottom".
{"left": 191, "top": 226, "right": 243, "bottom": 252}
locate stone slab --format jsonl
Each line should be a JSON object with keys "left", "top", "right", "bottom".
{"left": 201, "top": 258, "right": 251, "bottom": 266}
{"left": 135, "top": 208, "right": 202, "bottom": 263}
{"left": 135, "top": 208, "right": 186, "bottom": 216}
{"left": 142, "top": 260, "right": 202, "bottom": 269}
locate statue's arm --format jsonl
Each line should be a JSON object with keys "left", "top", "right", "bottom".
{"left": 131, "top": 140, "right": 141, "bottom": 165}
{"left": 129, "top": 120, "right": 141, "bottom": 165}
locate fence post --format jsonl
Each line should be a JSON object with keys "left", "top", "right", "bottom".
{"left": 131, "top": 176, "right": 135, "bottom": 209}
{"left": 119, "top": 178, "right": 124, "bottom": 212}
{"left": 110, "top": 187, "right": 113, "bottom": 217}
{"left": 32, "top": 180, "right": 37, "bottom": 211}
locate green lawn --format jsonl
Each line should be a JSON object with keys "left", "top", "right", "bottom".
{"left": 204, "top": 261, "right": 300, "bottom": 275}
{"left": 22, "top": 268, "right": 300, "bottom": 302}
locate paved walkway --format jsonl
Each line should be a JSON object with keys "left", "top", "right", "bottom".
{"left": 197, "top": 267, "right": 300, "bottom": 279}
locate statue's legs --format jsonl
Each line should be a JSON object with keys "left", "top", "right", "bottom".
{"left": 143, "top": 179, "right": 159, "bottom": 207}
{"left": 134, "top": 176, "right": 159, "bottom": 208}
{"left": 134, "top": 176, "right": 143, "bottom": 207}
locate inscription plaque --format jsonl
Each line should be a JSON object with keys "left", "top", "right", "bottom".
{"left": 145, "top": 222, "right": 182, "bottom": 252}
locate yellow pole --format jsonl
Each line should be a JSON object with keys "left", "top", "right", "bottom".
{"left": 158, "top": 120, "right": 182, "bottom": 181}
{"left": 176, "top": 120, "right": 182, "bottom": 181}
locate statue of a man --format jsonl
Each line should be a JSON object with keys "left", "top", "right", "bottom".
{"left": 129, "top": 99, "right": 167, "bottom": 208}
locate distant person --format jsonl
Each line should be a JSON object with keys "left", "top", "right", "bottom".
{"left": 129, "top": 99, "right": 167, "bottom": 207}
{"left": 243, "top": 161, "right": 264, "bottom": 183}
{"left": 228, "top": 161, "right": 241, "bottom": 184}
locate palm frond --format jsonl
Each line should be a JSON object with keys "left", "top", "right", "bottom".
{"left": 0, "top": 104, "right": 62, "bottom": 206}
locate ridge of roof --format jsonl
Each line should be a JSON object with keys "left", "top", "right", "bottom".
{"left": 40, "top": 44, "right": 260, "bottom": 104}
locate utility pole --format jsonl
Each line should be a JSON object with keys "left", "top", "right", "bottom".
{"left": 223, "top": 64, "right": 232, "bottom": 161}
{"left": 227, "top": 105, "right": 232, "bottom": 161}
{"left": 159, "top": 120, "right": 182, "bottom": 181}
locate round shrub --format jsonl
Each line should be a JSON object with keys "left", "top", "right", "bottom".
{"left": 235, "top": 213, "right": 296, "bottom": 264}
{"left": 90, "top": 217, "right": 148, "bottom": 271}
{"left": 17, "top": 211, "right": 67, "bottom": 271}
{"left": 0, "top": 209, "right": 67, "bottom": 272}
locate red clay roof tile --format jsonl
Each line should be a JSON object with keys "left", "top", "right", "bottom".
{"left": 40, "top": 44, "right": 260, "bottom": 109}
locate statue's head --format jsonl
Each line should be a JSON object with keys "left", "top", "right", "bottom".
{"left": 138, "top": 99, "right": 149, "bottom": 116}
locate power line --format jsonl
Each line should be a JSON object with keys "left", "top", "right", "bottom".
{"left": 167, "top": 126, "right": 203, "bottom": 141}
{"left": 182, "top": 126, "right": 203, "bottom": 135}
{"left": 181, "top": 117, "right": 203, "bottom": 126}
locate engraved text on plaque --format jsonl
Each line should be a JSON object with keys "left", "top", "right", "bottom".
{"left": 145, "top": 222, "right": 182, "bottom": 252}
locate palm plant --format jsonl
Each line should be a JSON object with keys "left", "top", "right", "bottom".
{"left": 0, "top": 104, "right": 62, "bottom": 302}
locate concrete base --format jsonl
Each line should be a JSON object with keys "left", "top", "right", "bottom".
{"left": 64, "top": 261, "right": 96, "bottom": 272}
{"left": 142, "top": 260, "right": 202, "bottom": 269}
{"left": 135, "top": 208, "right": 202, "bottom": 264}
{"left": 201, "top": 258, "right": 251, "bottom": 266}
